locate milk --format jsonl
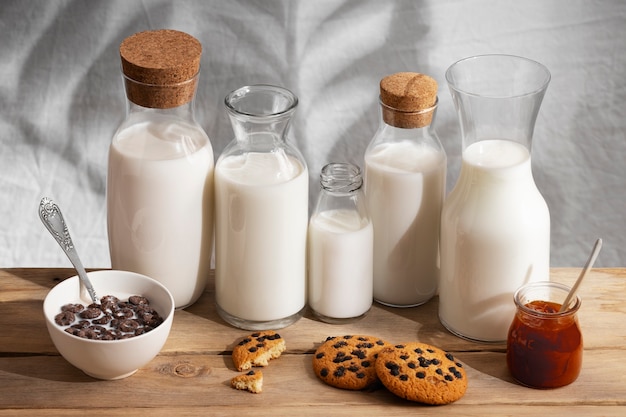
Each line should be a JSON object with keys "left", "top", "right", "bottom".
{"left": 364, "top": 140, "right": 446, "bottom": 306}
{"left": 214, "top": 151, "right": 308, "bottom": 324}
{"left": 439, "top": 139, "right": 550, "bottom": 342}
{"left": 308, "top": 209, "right": 373, "bottom": 320}
{"left": 107, "top": 114, "right": 214, "bottom": 309}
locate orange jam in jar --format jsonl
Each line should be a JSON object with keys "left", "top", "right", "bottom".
{"left": 506, "top": 282, "right": 583, "bottom": 389}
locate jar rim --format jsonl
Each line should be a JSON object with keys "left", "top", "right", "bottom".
{"left": 445, "top": 54, "right": 551, "bottom": 99}
{"left": 513, "top": 281, "right": 581, "bottom": 318}
{"left": 225, "top": 84, "right": 298, "bottom": 119}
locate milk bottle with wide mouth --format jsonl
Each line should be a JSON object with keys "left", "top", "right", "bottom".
{"left": 215, "top": 84, "right": 308, "bottom": 330}
{"left": 107, "top": 30, "right": 214, "bottom": 310}
{"left": 439, "top": 54, "right": 552, "bottom": 342}
{"left": 364, "top": 72, "right": 447, "bottom": 307}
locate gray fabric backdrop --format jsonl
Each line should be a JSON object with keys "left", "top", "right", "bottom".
{"left": 1, "top": 0, "right": 624, "bottom": 268}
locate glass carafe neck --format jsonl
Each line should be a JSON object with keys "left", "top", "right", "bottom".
{"left": 446, "top": 54, "right": 551, "bottom": 152}
{"left": 225, "top": 85, "right": 297, "bottom": 150}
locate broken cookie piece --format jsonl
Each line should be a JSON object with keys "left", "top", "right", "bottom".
{"left": 232, "top": 330, "right": 286, "bottom": 371}
{"left": 231, "top": 370, "right": 263, "bottom": 393}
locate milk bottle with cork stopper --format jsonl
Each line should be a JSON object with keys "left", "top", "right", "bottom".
{"left": 214, "top": 85, "right": 308, "bottom": 330}
{"left": 364, "top": 72, "right": 447, "bottom": 307}
{"left": 107, "top": 30, "right": 214, "bottom": 309}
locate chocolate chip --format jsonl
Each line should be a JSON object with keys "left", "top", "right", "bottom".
{"left": 400, "top": 374, "right": 409, "bottom": 381}
{"left": 351, "top": 349, "right": 366, "bottom": 359}
{"left": 416, "top": 371, "right": 426, "bottom": 379}
{"left": 321, "top": 368, "right": 329, "bottom": 377}
{"left": 385, "top": 362, "right": 400, "bottom": 376}
{"left": 316, "top": 352, "right": 325, "bottom": 359}
{"left": 334, "top": 366, "right": 346, "bottom": 377}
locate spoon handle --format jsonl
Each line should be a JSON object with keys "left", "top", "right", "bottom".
{"left": 559, "top": 238, "right": 603, "bottom": 312}
{"left": 39, "top": 197, "right": 98, "bottom": 304}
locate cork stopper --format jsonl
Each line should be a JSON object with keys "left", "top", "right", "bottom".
{"left": 379, "top": 72, "right": 438, "bottom": 128}
{"left": 119, "top": 29, "right": 202, "bottom": 108}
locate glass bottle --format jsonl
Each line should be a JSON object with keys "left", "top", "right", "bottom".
{"left": 439, "top": 54, "right": 551, "bottom": 342}
{"left": 364, "top": 72, "right": 447, "bottom": 307}
{"left": 308, "top": 162, "right": 373, "bottom": 323}
{"left": 507, "top": 281, "right": 583, "bottom": 388}
{"left": 215, "top": 84, "right": 308, "bottom": 330}
{"left": 107, "top": 30, "right": 214, "bottom": 309}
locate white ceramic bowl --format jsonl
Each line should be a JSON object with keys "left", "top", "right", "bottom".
{"left": 43, "top": 270, "right": 174, "bottom": 380}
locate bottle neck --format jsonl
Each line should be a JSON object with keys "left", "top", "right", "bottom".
{"left": 379, "top": 97, "right": 438, "bottom": 130}
{"left": 320, "top": 163, "right": 363, "bottom": 195}
{"left": 122, "top": 72, "right": 198, "bottom": 121}
{"left": 126, "top": 98, "right": 196, "bottom": 121}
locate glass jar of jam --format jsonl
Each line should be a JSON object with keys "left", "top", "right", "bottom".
{"left": 506, "top": 281, "right": 583, "bottom": 389}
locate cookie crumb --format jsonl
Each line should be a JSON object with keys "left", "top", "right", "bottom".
{"left": 231, "top": 370, "right": 263, "bottom": 394}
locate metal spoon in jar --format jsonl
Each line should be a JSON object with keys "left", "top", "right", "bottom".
{"left": 39, "top": 197, "right": 99, "bottom": 304}
{"left": 559, "top": 238, "right": 603, "bottom": 313}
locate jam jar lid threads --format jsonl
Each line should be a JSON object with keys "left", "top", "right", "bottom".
{"left": 119, "top": 29, "right": 202, "bottom": 109}
{"left": 379, "top": 72, "right": 438, "bottom": 129}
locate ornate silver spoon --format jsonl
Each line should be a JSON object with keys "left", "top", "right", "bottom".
{"left": 39, "top": 197, "right": 99, "bottom": 304}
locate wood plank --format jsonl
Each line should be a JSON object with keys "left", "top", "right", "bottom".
{"left": 1, "top": 267, "right": 625, "bottom": 415}
{"left": 2, "top": 268, "right": 625, "bottom": 354}
{"left": 1, "top": 406, "right": 626, "bottom": 417}
{"left": 1, "top": 350, "right": 625, "bottom": 410}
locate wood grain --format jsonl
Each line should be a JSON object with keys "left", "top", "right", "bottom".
{"left": 1, "top": 268, "right": 625, "bottom": 415}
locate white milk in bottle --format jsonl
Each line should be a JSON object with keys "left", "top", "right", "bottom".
{"left": 308, "top": 163, "right": 373, "bottom": 322}
{"left": 439, "top": 54, "right": 552, "bottom": 342}
{"left": 214, "top": 85, "right": 308, "bottom": 330}
{"left": 107, "top": 30, "right": 214, "bottom": 309}
{"left": 364, "top": 72, "right": 446, "bottom": 307}
{"left": 439, "top": 139, "right": 550, "bottom": 341}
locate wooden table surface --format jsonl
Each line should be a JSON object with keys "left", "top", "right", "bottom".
{"left": 1, "top": 267, "right": 625, "bottom": 416}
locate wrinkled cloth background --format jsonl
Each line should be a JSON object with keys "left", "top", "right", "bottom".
{"left": 1, "top": 0, "right": 624, "bottom": 268}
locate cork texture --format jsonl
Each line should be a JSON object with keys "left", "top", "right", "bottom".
{"left": 120, "top": 29, "right": 202, "bottom": 108}
{"left": 380, "top": 72, "right": 438, "bottom": 128}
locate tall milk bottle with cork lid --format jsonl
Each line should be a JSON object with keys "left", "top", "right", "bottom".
{"left": 107, "top": 30, "right": 215, "bottom": 309}
{"left": 214, "top": 85, "right": 308, "bottom": 330}
{"left": 364, "top": 72, "right": 447, "bottom": 307}
{"left": 439, "top": 54, "right": 551, "bottom": 342}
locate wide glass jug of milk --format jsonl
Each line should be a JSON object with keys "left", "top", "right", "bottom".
{"left": 107, "top": 30, "right": 214, "bottom": 310}
{"left": 439, "top": 54, "right": 552, "bottom": 342}
{"left": 215, "top": 84, "right": 308, "bottom": 330}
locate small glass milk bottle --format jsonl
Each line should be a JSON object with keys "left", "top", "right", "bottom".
{"left": 215, "top": 84, "right": 308, "bottom": 330}
{"left": 364, "top": 72, "right": 447, "bottom": 307}
{"left": 107, "top": 30, "right": 214, "bottom": 309}
{"left": 308, "top": 162, "right": 373, "bottom": 323}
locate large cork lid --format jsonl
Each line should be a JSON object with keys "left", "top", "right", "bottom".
{"left": 120, "top": 29, "right": 202, "bottom": 108}
{"left": 380, "top": 72, "right": 438, "bottom": 128}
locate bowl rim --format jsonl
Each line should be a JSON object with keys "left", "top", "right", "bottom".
{"left": 43, "top": 269, "right": 175, "bottom": 344}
